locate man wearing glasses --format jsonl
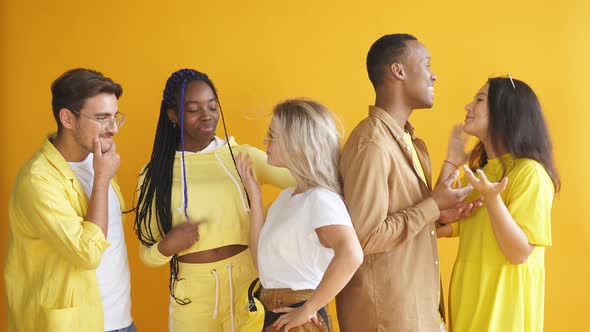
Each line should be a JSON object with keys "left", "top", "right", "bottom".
{"left": 4, "top": 68, "right": 135, "bottom": 331}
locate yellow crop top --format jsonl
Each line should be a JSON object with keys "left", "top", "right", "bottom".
{"left": 138, "top": 137, "right": 294, "bottom": 266}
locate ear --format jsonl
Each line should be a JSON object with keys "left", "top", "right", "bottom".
{"left": 166, "top": 108, "right": 179, "bottom": 125}
{"left": 59, "top": 108, "right": 76, "bottom": 129}
{"left": 390, "top": 63, "right": 406, "bottom": 80}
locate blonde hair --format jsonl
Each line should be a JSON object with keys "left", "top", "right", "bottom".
{"left": 272, "top": 98, "right": 343, "bottom": 195}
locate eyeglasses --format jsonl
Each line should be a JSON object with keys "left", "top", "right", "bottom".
{"left": 263, "top": 130, "right": 279, "bottom": 145}
{"left": 71, "top": 110, "right": 126, "bottom": 131}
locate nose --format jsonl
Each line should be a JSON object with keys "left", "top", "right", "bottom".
{"left": 109, "top": 121, "right": 119, "bottom": 134}
{"left": 431, "top": 71, "right": 437, "bottom": 82}
{"left": 464, "top": 102, "right": 472, "bottom": 112}
{"left": 200, "top": 109, "right": 214, "bottom": 120}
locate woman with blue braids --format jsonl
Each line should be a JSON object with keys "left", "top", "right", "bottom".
{"left": 134, "top": 69, "right": 293, "bottom": 331}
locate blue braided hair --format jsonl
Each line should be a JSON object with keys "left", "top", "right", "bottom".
{"left": 134, "top": 68, "right": 248, "bottom": 305}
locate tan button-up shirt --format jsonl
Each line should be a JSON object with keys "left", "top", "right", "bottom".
{"left": 336, "top": 106, "right": 443, "bottom": 332}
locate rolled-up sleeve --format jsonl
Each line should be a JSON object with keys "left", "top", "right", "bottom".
{"left": 341, "top": 140, "right": 439, "bottom": 255}
{"left": 17, "top": 174, "right": 110, "bottom": 270}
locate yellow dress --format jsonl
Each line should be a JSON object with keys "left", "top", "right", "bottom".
{"left": 449, "top": 154, "right": 553, "bottom": 332}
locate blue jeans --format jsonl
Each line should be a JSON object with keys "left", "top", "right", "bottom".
{"left": 106, "top": 321, "right": 137, "bottom": 332}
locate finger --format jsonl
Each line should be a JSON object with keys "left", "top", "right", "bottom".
{"left": 462, "top": 165, "right": 479, "bottom": 185}
{"left": 455, "top": 185, "right": 474, "bottom": 198}
{"left": 457, "top": 206, "right": 465, "bottom": 215}
{"left": 498, "top": 177, "right": 509, "bottom": 192}
{"left": 461, "top": 203, "right": 474, "bottom": 217}
{"left": 243, "top": 154, "right": 252, "bottom": 171}
{"left": 194, "top": 219, "right": 207, "bottom": 227}
{"left": 273, "top": 307, "right": 294, "bottom": 313}
{"left": 242, "top": 154, "right": 250, "bottom": 171}
{"left": 273, "top": 316, "right": 286, "bottom": 330}
{"left": 444, "top": 169, "right": 460, "bottom": 186}
{"left": 93, "top": 137, "right": 102, "bottom": 157}
{"left": 247, "top": 161, "right": 256, "bottom": 179}
{"left": 475, "top": 169, "right": 491, "bottom": 184}
{"left": 452, "top": 123, "right": 464, "bottom": 135}
{"left": 108, "top": 139, "right": 117, "bottom": 153}
{"left": 235, "top": 152, "right": 243, "bottom": 169}
{"left": 311, "top": 315, "right": 320, "bottom": 325}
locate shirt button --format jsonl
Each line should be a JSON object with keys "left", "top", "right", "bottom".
{"left": 431, "top": 230, "right": 435, "bottom": 235}
{"left": 435, "top": 260, "right": 439, "bottom": 265}
{"left": 406, "top": 146, "right": 411, "bottom": 151}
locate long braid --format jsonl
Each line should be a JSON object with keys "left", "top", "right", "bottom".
{"left": 219, "top": 102, "right": 251, "bottom": 207}
{"left": 135, "top": 69, "right": 202, "bottom": 305}
{"left": 134, "top": 69, "right": 249, "bottom": 305}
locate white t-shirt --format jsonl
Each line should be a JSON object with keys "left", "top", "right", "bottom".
{"left": 258, "top": 187, "right": 353, "bottom": 290}
{"left": 68, "top": 154, "right": 133, "bottom": 331}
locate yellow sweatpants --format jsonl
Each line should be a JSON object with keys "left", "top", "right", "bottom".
{"left": 169, "top": 249, "right": 259, "bottom": 332}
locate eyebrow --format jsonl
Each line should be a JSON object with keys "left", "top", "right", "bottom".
{"left": 93, "top": 111, "right": 119, "bottom": 117}
{"left": 477, "top": 92, "right": 488, "bottom": 97}
{"left": 184, "top": 98, "right": 216, "bottom": 105}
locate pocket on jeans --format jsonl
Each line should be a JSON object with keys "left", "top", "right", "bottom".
{"left": 44, "top": 307, "right": 80, "bottom": 332}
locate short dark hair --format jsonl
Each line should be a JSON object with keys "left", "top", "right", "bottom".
{"left": 469, "top": 77, "right": 561, "bottom": 192}
{"left": 366, "top": 33, "right": 417, "bottom": 86}
{"left": 51, "top": 68, "right": 122, "bottom": 130}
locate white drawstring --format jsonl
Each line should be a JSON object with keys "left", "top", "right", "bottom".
{"left": 214, "top": 153, "right": 250, "bottom": 213}
{"left": 176, "top": 153, "right": 187, "bottom": 216}
{"left": 227, "top": 263, "right": 235, "bottom": 332}
{"left": 211, "top": 269, "right": 219, "bottom": 320}
{"left": 168, "top": 295, "right": 174, "bottom": 332}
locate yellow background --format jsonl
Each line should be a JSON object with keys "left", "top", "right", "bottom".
{"left": 1, "top": 1, "right": 588, "bottom": 331}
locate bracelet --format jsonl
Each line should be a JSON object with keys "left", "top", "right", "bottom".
{"left": 444, "top": 160, "right": 458, "bottom": 168}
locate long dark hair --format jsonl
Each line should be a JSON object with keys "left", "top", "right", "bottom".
{"left": 134, "top": 69, "right": 243, "bottom": 304}
{"left": 469, "top": 76, "right": 560, "bottom": 192}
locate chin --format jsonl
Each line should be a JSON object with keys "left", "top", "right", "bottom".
{"left": 463, "top": 127, "right": 477, "bottom": 138}
{"left": 101, "top": 142, "right": 113, "bottom": 153}
{"left": 416, "top": 98, "right": 434, "bottom": 109}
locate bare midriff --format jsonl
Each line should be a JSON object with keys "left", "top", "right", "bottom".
{"left": 178, "top": 244, "right": 248, "bottom": 263}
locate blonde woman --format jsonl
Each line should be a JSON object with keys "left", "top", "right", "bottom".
{"left": 236, "top": 99, "right": 363, "bottom": 332}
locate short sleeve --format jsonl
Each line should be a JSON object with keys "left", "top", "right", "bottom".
{"left": 504, "top": 161, "right": 554, "bottom": 246}
{"left": 309, "top": 188, "right": 353, "bottom": 230}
